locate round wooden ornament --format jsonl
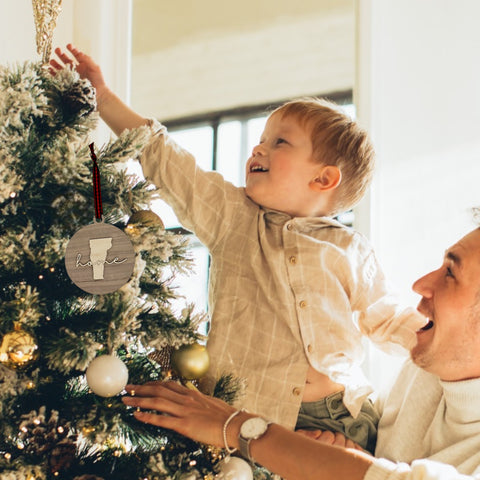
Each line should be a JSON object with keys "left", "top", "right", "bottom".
{"left": 65, "top": 221, "right": 135, "bottom": 294}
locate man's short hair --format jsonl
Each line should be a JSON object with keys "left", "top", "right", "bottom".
{"left": 271, "top": 97, "right": 375, "bottom": 215}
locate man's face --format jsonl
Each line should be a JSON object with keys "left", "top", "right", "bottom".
{"left": 411, "top": 228, "right": 480, "bottom": 380}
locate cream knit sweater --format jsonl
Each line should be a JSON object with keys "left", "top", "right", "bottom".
{"left": 365, "top": 360, "right": 480, "bottom": 480}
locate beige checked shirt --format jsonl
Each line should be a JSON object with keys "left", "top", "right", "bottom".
{"left": 140, "top": 123, "right": 426, "bottom": 429}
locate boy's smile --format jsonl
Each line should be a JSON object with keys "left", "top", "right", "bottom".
{"left": 249, "top": 161, "right": 268, "bottom": 173}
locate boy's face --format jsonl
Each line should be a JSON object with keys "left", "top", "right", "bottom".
{"left": 245, "top": 113, "right": 322, "bottom": 216}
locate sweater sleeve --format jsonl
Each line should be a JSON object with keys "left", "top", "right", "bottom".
{"left": 365, "top": 458, "right": 479, "bottom": 480}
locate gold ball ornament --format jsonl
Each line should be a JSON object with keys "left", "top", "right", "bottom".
{"left": 0, "top": 325, "right": 39, "bottom": 370}
{"left": 170, "top": 343, "right": 210, "bottom": 380}
{"left": 127, "top": 210, "right": 164, "bottom": 229}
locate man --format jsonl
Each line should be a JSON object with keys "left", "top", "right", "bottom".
{"left": 123, "top": 226, "right": 480, "bottom": 480}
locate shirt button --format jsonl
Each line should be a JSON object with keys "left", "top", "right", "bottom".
{"left": 299, "top": 300, "right": 307, "bottom": 308}
{"left": 286, "top": 223, "right": 293, "bottom": 231}
{"left": 307, "top": 344, "right": 313, "bottom": 353}
{"left": 292, "top": 387, "right": 302, "bottom": 396}
{"left": 289, "top": 256, "right": 297, "bottom": 265}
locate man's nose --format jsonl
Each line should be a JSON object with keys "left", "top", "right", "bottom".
{"left": 412, "top": 269, "right": 437, "bottom": 298}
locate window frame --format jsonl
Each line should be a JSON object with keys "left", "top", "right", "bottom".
{"left": 162, "top": 90, "right": 353, "bottom": 236}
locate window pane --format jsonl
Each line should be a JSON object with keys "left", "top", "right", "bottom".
{"left": 152, "top": 125, "right": 214, "bottom": 229}
{"left": 168, "top": 239, "right": 210, "bottom": 324}
{"left": 217, "top": 121, "right": 243, "bottom": 186}
{"left": 171, "top": 126, "right": 214, "bottom": 171}
{"left": 247, "top": 117, "right": 268, "bottom": 155}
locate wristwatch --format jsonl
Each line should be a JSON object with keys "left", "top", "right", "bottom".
{"left": 238, "top": 417, "right": 272, "bottom": 463}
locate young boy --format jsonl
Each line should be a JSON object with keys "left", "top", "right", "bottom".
{"left": 51, "top": 45, "right": 426, "bottom": 453}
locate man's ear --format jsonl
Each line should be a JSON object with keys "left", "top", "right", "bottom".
{"left": 310, "top": 165, "right": 342, "bottom": 192}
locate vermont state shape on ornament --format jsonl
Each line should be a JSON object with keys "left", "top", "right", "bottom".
{"left": 65, "top": 222, "right": 135, "bottom": 294}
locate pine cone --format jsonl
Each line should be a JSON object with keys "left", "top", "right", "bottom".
{"left": 148, "top": 346, "right": 174, "bottom": 371}
{"left": 19, "top": 407, "right": 77, "bottom": 468}
{"left": 48, "top": 437, "right": 77, "bottom": 474}
{"left": 61, "top": 78, "right": 97, "bottom": 120}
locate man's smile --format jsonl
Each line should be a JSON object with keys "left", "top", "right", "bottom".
{"left": 419, "top": 319, "right": 434, "bottom": 331}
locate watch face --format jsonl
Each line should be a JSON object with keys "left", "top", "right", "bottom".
{"left": 240, "top": 417, "right": 269, "bottom": 439}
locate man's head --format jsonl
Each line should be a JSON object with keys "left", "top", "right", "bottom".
{"left": 411, "top": 227, "right": 480, "bottom": 381}
{"left": 246, "top": 98, "right": 374, "bottom": 217}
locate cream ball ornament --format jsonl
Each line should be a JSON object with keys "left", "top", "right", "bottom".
{"left": 86, "top": 355, "right": 129, "bottom": 397}
{"left": 217, "top": 457, "right": 253, "bottom": 480}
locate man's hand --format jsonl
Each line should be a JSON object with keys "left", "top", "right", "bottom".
{"left": 122, "top": 380, "right": 238, "bottom": 448}
{"left": 296, "top": 429, "right": 366, "bottom": 451}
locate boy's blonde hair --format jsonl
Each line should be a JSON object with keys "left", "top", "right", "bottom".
{"left": 271, "top": 97, "right": 375, "bottom": 216}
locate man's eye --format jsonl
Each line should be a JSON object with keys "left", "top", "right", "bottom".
{"left": 446, "top": 266, "right": 455, "bottom": 278}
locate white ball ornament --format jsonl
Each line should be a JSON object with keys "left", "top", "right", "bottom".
{"left": 217, "top": 457, "right": 253, "bottom": 480}
{"left": 86, "top": 355, "right": 129, "bottom": 397}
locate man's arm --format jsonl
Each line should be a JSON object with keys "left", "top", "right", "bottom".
{"left": 122, "top": 381, "right": 479, "bottom": 480}
{"left": 122, "top": 381, "right": 373, "bottom": 480}
{"left": 50, "top": 44, "right": 148, "bottom": 136}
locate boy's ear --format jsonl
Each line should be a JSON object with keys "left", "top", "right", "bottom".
{"left": 310, "top": 165, "right": 342, "bottom": 192}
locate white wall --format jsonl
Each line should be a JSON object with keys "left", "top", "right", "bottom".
{"left": 356, "top": 0, "right": 480, "bottom": 386}
{"left": 357, "top": 0, "right": 480, "bottom": 303}
{"left": 130, "top": 1, "right": 355, "bottom": 119}
{"left": 0, "top": 0, "right": 71, "bottom": 64}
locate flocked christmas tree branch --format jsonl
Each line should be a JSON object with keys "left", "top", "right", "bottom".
{"left": 0, "top": 60, "right": 259, "bottom": 480}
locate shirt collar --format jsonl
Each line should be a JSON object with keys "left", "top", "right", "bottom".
{"left": 261, "top": 207, "right": 347, "bottom": 230}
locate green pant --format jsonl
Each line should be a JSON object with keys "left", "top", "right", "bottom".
{"left": 295, "top": 391, "right": 379, "bottom": 454}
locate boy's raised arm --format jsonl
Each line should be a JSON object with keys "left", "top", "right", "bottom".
{"left": 50, "top": 44, "right": 149, "bottom": 136}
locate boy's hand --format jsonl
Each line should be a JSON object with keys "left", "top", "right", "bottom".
{"left": 50, "top": 44, "right": 108, "bottom": 99}
{"left": 50, "top": 44, "right": 149, "bottom": 134}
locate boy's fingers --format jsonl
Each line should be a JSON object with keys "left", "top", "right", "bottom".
{"left": 49, "top": 59, "right": 62, "bottom": 70}
{"left": 52, "top": 47, "right": 75, "bottom": 66}
{"left": 66, "top": 44, "right": 82, "bottom": 60}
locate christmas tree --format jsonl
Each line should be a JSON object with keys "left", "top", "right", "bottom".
{"left": 0, "top": 43, "right": 252, "bottom": 480}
